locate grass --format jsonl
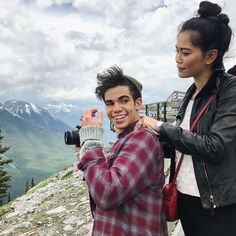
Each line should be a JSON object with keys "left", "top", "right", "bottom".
{"left": 0, "top": 202, "right": 12, "bottom": 217}
{"left": 1, "top": 114, "right": 74, "bottom": 200}
{"left": 0, "top": 176, "right": 54, "bottom": 217}
{"left": 61, "top": 170, "right": 73, "bottom": 180}
{"left": 27, "top": 177, "right": 54, "bottom": 194}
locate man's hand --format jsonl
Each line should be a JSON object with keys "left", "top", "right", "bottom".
{"left": 81, "top": 109, "right": 103, "bottom": 127}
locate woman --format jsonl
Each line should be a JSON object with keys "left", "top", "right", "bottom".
{"left": 139, "top": 1, "right": 236, "bottom": 236}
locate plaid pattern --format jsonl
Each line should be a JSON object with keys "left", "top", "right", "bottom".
{"left": 77, "top": 126, "right": 167, "bottom": 236}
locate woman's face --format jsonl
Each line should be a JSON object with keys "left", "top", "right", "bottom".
{"left": 175, "top": 31, "right": 209, "bottom": 79}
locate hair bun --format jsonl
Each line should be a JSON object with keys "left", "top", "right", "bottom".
{"left": 198, "top": 1, "right": 221, "bottom": 17}
{"left": 218, "top": 14, "right": 230, "bottom": 25}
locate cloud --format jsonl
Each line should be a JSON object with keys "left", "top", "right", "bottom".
{"left": 0, "top": 0, "right": 235, "bottom": 107}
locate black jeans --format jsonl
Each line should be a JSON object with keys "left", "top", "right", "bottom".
{"left": 178, "top": 191, "right": 236, "bottom": 236}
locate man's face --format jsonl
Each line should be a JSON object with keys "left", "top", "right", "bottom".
{"left": 104, "top": 85, "right": 142, "bottom": 133}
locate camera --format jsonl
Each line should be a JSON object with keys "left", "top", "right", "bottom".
{"left": 64, "top": 125, "right": 81, "bottom": 146}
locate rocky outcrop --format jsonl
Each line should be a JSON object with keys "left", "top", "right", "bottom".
{"left": 0, "top": 166, "right": 93, "bottom": 236}
{"left": 0, "top": 163, "right": 183, "bottom": 236}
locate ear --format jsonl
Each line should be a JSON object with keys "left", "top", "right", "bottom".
{"left": 134, "top": 97, "right": 142, "bottom": 111}
{"left": 206, "top": 49, "right": 218, "bottom": 65}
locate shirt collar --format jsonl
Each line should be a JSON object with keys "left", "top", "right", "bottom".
{"left": 117, "top": 120, "right": 139, "bottom": 139}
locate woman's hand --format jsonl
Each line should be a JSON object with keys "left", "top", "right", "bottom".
{"left": 135, "top": 116, "right": 163, "bottom": 135}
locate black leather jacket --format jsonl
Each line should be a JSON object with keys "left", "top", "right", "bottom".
{"left": 160, "top": 69, "right": 236, "bottom": 209}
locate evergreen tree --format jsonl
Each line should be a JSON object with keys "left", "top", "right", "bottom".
{"left": 7, "top": 192, "right": 11, "bottom": 203}
{"left": 25, "top": 180, "right": 29, "bottom": 193}
{"left": 31, "top": 177, "right": 35, "bottom": 188}
{"left": 0, "top": 129, "right": 12, "bottom": 204}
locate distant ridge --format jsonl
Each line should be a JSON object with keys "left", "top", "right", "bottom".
{"left": 1, "top": 100, "right": 71, "bottom": 134}
{"left": 0, "top": 100, "right": 75, "bottom": 200}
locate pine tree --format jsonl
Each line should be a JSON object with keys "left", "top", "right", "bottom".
{"left": 0, "top": 129, "right": 12, "bottom": 204}
{"left": 7, "top": 192, "right": 11, "bottom": 203}
{"left": 25, "top": 180, "right": 29, "bottom": 193}
{"left": 31, "top": 177, "right": 35, "bottom": 188}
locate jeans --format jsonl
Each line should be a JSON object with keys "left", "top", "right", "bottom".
{"left": 178, "top": 191, "right": 236, "bottom": 236}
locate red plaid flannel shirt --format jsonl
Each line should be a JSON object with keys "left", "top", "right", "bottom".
{"left": 77, "top": 124, "right": 167, "bottom": 236}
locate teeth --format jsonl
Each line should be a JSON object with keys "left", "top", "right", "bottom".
{"left": 113, "top": 115, "right": 126, "bottom": 120}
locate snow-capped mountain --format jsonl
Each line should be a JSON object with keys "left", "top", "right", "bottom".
{"left": 44, "top": 101, "right": 116, "bottom": 144}
{"left": 44, "top": 101, "right": 82, "bottom": 128}
{"left": 45, "top": 102, "right": 76, "bottom": 113}
{"left": 0, "top": 103, "right": 74, "bottom": 200}
{"left": 1, "top": 100, "right": 71, "bottom": 134}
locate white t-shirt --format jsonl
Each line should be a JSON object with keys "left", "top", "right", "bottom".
{"left": 175, "top": 99, "right": 200, "bottom": 197}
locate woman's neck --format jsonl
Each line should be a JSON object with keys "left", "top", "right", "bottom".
{"left": 192, "top": 69, "right": 213, "bottom": 99}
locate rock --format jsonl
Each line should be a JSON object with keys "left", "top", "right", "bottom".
{"left": 63, "top": 215, "right": 77, "bottom": 225}
{"left": 64, "top": 225, "right": 74, "bottom": 231}
{"left": 19, "top": 221, "right": 33, "bottom": 228}
{"left": 0, "top": 164, "right": 183, "bottom": 235}
{"left": 46, "top": 206, "right": 66, "bottom": 215}
{"left": 5, "top": 211, "right": 20, "bottom": 219}
{"left": 76, "top": 218, "right": 85, "bottom": 226}
{"left": 0, "top": 166, "right": 93, "bottom": 236}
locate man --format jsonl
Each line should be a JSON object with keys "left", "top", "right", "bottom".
{"left": 77, "top": 66, "right": 167, "bottom": 236}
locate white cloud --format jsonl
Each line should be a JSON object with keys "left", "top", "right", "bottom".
{"left": 0, "top": 0, "right": 235, "bottom": 107}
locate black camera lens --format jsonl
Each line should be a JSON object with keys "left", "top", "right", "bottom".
{"left": 64, "top": 130, "right": 80, "bottom": 146}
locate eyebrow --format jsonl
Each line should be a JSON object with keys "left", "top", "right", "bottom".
{"left": 175, "top": 45, "right": 191, "bottom": 51}
{"left": 105, "top": 95, "right": 130, "bottom": 103}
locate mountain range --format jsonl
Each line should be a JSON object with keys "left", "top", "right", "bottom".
{"left": 43, "top": 101, "right": 82, "bottom": 128}
{"left": 43, "top": 101, "right": 116, "bottom": 145}
{"left": 1, "top": 100, "right": 72, "bottom": 134}
{"left": 0, "top": 100, "right": 76, "bottom": 200}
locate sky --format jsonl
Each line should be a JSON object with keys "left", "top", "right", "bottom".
{"left": 0, "top": 0, "right": 236, "bottom": 112}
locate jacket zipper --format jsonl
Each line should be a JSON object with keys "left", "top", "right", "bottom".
{"left": 203, "top": 161, "right": 216, "bottom": 215}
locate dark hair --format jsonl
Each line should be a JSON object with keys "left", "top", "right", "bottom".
{"left": 227, "top": 65, "right": 236, "bottom": 76}
{"left": 178, "top": 1, "right": 232, "bottom": 69}
{"left": 95, "top": 65, "right": 142, "bottom": 101}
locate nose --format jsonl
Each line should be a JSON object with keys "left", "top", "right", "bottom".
{"left": 113, "top": 102, "right": 122, "bottom": 112}
{"left": 175, "top": 52, "right": 182, "bottom": 64}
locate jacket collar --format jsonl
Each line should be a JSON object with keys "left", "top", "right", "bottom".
{"left": 176, "top": 68, "right": 224, "bottom": 124}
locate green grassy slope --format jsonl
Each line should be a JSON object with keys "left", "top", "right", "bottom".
{"left": 0, "top": 110, "right": 75, "bottom": 199}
